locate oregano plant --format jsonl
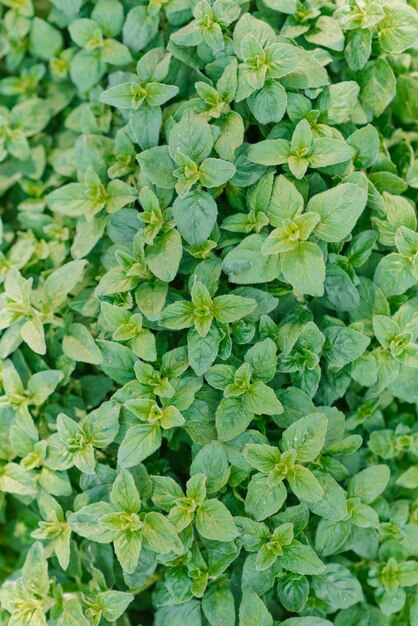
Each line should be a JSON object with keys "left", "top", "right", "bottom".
{"left": 0, "top": 0, "right": 418, "bottom": 625}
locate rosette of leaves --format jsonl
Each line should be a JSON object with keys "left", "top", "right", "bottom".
{"left": 170, "top": 0, "right": 241, "bottom": 51}
{"left": 113, "top": 346, "right": 202, "bottom": 465}
{"left": 0, "top": 543, "right": 53, "bottom": 626}
{"left": 0, "top": 260, "right": 86, "bottom": 354}
{"left": 151, "top": 472, "right": 239, "bottom": 541}
{"left": 100, "top": 48, "right": 179, "bottom": 150}
{"left": 223, "top": 172, "right": 368, "bottom": 297}
{"left": 0, "top": 359, "right": 63, "bottom": 437}
{"left": 69, "top": 469, "right": 183, "bottom": 573}
{"left": 136, "top": 185, "right": 183, "bottom": 283}
{"left": 205, "top": 337, "right": 284, "bottom": 441}
{"left": 138, "top": 112, "right": 237, "bottom": 247}
{"left": 232, "top": 14, "right": 303, "bottom": 119}
{"left": 31, "top": 492, "right": 72, "bottom": 570}
{"left": 68, "top": 1, "right": 132, "bottom": 92}
{"left": 235, "top": 518, "right": 325, "bottom": 575}
{"left": 47, "top": 166, "right": 137, "bottom": 228}
{"left": 336, "top": 0, "right": 418, "bottom": 69}
{"left": 242, "top": 413, "right": 328, "bottom": 520}
{"left": 101, "top": 301, "right": 157, "bottom": 361}
{"left": 0, "top": 98, "right": 51, "bottom": 161}
{"left": 160, "top": 280, "right": 256, "bottom": 374}
{"left": 46, "top": 400, "right": 120, "bottom": 474}
{"left": 247, "top": 118, "right": 356, "bottom": 180}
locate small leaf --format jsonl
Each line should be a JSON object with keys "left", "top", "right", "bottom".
{"left": 196, "top": 499, "right": 238, "bottom": 541}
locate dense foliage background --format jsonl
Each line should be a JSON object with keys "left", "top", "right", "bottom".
{"left": 1, "top": 0, "right": 418, "bottom": 624}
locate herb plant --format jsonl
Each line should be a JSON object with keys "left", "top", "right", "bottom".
{"left": 0, "top": 0, "right": 418, "bottom": 625}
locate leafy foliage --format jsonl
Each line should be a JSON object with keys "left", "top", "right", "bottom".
{"left": 0, "top": 0, "right": 418, "bottom": 625}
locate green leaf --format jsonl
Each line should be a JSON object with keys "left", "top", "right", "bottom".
{"left": 118, "top": 424, "right": 162, "bottom": 467}
{"left": 68, "top": 502, "right": 115, "bottom": 543}
{"left": 374, "top": 253, "right": 417, "bottom": 297}
{"left": 199, "top": 158, "right": 236, "bottom": 187}
{"left": 323, "top": 327, "right": 370, "bottom": 369}
{"left": 0, "top": 463, "right": 36, "bottom": 497}
{"left": 99, "top": 590, "right": 134, "bottom": 622}
{"left": 377, "top": 4, "right": 418, "bottom": 54}
{"left": 114, "top": 530, "right": 142, "bottom": 573}
{"left": 281, "top": 618, "right": 332, "bottom": 626}
{"left": 155, "top": 600, "right": 202, "bottom": 626}
{"left": 247, "top": 139, "right": 290, "bottom": 166}
{"left": 188, "top": 325, "right": 222, "bottom": 376}
{"left": 190, "top": 441, "right": 230, "bottom": 494}
{"left": 244, "top": 444, "right": 281, "bottom": 473}
{"left": 277, "top": 573, "right": 309, "bottom": 613}
{"left": 345, "top": 28, "right": 371, "bottom": 71}
{"left": 282, "top": 413, "right": 327, "bottom": 462}
{"left": 145, "top": 229, "right": 183, "bottom": 283}
{"left": 347, "top": 125, "right": 379, "bottom": 170}
{"left": 315, "top": 519, "right": 350, "bottom": 557}
{"left": 287, "top": 465, "right": 324, "bottom": 502}
{"left": 216, "top": 396, "right": 254, "bottom": 441}
{"left": 100, "top": 82, "right": 134, "bottom": 109}
{"left": 348, "top": 465, "right": 390, "bottom": 503}
{"left": 69, "top": 18, "right": 101, "bottom": 48}
{"left": 308, "top": 183, "right": 368, "bottom": 243}
{"left": 57, "top": 598, "right": 90, "bottom": 626}
{"left": 173, "top": 189, "right": 218, "bottom": 246}
{"left": 281, "top": 542, "right": 325, "bottom": 575}
{"left": 309, "top": 138, "right": 355, "bottom": 169}
{"left": 130, "top": 105, "right": 162, "bottom": 149}
{"left": 21, "top": 317, "right": 46, "bottom": 355}
{"left": 62, "top": 323, "right": 103, "bottom": 364}
{"left": 142, "top": 512, "right": 183, "bottom": 554}
{"left": 97, "top": 340, "right": 136, "bottom": 384}
{"left": 136, "top": 280, "right": 168, "bottom": 322}
{"left": 305, "top": 15, "right": 344, "bottom": 51}
{"left": 30, "top": 17, "right": 63, "bottom": 60}
{"left": 111, "top": 469, "right": 141, "bottom": 513}
{"left": 212, "top": 294, "right": 256, "bottom": 323}
{"left": 160, "top": 300, "right": 195, "bottom": 331}
{"left": 307, "top": 473, "right": 348, "bottom": 521}
{"left": 239, "top": 591, "right": 273, "bottom": 626}
{"left": 146, "top": 83, "right": 179, "bottom": 107}
{"left": 27, "top": 369, "right": 63, "bottom": 405}
{"left": 169, "top": 112, "right": 213, "bottom": 163}
{"left": 196, "top": 499, "right": 238, "bottom": 541}
{"left": 396, "top": 466, "right": 418, "bottom": 489}
{"left": 137, "top": 146, "right": 176, "bottom": 189}
{"left": 83, "top": 400, "right": 120, "bottom": 448}
{"left": 202, "top": 584, "right": 235, "bottom": 626}
{"left": 267, "top": 174, "right": 304, "bottom": 225}
{"left": 281, "top": 242, "right": 325, "bottom": 297}
{"left": 318, "top": 82, "right": 359, "bottom": 125}
{"left": 214, "top": 111, "right": 245, "bottom": 161}
{"left": 22, "top": 542, "right": 49, "bottom": 597}
{"left": 44, "top": 260, "right": 87, "bottom": 310}
{"left": 123, "top": 6, "right": 158, "bottom": 52}
{"left": 70, "top": 50, "right": 106, "bottom": 92}
{"left": 312, "top": 564, "right": 364, "bottom": 610}
{"left": 359, "top": 59, "right": 396, "bottom": 117}
{"left": 92, "top": 0, "right": 124, "bottom": 37}
{"left": 244, "top": 338, "right": 277, "bottom": 382}
{"left": 245, "top": 474, "right": 287, "bottom": 521}
{"left": 247, "top": 81, "right": 287, "bottom": 124}
{"left": 223, "top": 234, "right": 281, "bottom": 284}
{"left": 245, "top": 381, "right": 283, "bottom": 415}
